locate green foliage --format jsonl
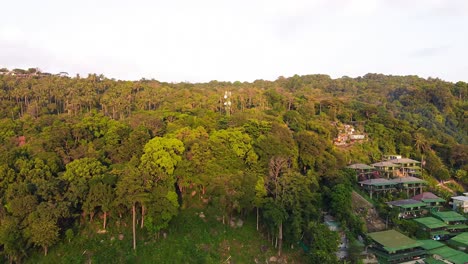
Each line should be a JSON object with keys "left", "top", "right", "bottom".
{"left": 0, "top": 72, "right": 466, "bottom": 261}
{"left": 305, "top": 222, "right": 339, "bottom": 264}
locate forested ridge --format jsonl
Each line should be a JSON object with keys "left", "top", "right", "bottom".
{"left": 0, "top": 70, "right": 467, "bottom": 263}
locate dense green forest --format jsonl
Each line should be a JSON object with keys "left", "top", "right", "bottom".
{"left": 0, "top": 70, "right": 467, "bottom": 263}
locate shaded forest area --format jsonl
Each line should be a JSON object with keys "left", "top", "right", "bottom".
{"left": 0, "top": 71, "right": 467, "bottom": 263}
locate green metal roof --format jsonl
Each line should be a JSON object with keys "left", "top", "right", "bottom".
{"left": 447, "top": 252, "right": 468, "bottom": 264}
{"left": 424, "top": 257, "right": 448, "bottom": 264}
{"left": 429, "top": 246, "right": 461, "bottom": 257}
{"left": 432, "top": 211, "right": 467, "bottom": 222}
{"left": 422, "top": 198, "right": 446, "bottom": 203}
{"left": 417, "top": 239, "right": 445, "bottom": 250}
{"left": 449, "top": 232, "right": 468, "bottom": 247}
{"left": 414, "top": 217, "right": 448, "bottom": 229}
{"left": 447, "top": 224, "right": 468, "bottom": 230}
{"left": 368, "top": 230, "right": 423, "bottom": 253}
{"left": 429, "top": 246, "right": 468, "bottom": 264}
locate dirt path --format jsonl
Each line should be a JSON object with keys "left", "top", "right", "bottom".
{"left": 436, "top": 180, "right": 456, "bottom": 193}
{"left": 351, "top": 191, "right": 386, "bottom": 232}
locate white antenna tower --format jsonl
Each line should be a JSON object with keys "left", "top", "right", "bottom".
{"left": 223, "top": 91, "right": 232, "bottom": 116}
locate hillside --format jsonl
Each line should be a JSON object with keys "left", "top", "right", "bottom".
{"left": 0, "top": 71, "right": 466, "bottom": 263}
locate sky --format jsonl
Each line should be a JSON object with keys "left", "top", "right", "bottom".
{"left": 1, "top": 0, "right": 467, "bottom": 83}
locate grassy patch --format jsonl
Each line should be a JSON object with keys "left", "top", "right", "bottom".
{"left": 26, "top": 208, "right": 306, "bottom": 263}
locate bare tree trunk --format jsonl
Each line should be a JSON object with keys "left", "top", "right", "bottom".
{"left": 44, "top": 246, "right": 48, "bottom": 256}
{"left": 132, "top": 204, "right": 137, "bottom": 250}
{"left": 141, "top": 205, "right": 145, "bottom": 229}
{"left": 103, "top": 211, "right": 107, "bottom": 230}
{"left": 278, "top": 222, "right": 283, "bottom": 256}
{"left": 256, "top": 207, "right": 259, "bottom": 231}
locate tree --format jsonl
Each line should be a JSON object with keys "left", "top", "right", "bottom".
{"left": 115, "top": 165, "right": 146, "bottom": 251}
{"left": 27, "top": 216, "right": 59, "bottom": 256}
{"left": 305, "top": 222, "right": 339, "bottom": 264}
{"left": 254, "top": 177, "right": 267, "bottom": 230}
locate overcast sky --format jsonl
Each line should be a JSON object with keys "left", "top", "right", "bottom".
{"left": 1, "top": 0, "right": 467, "bottom": 82}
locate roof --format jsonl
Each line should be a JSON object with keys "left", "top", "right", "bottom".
{"left": 390, "top": 176, "right": 427, "bottom": 184}
{"left": 450, "top": 232, "right": 468, "bottom": 247}
{"left": 432, "top": 211, "right": 467, "bottom": 222}
{"left": 387, "top": 199, "right": 427, "bottom": 208}
{"left": 368, "top": 230, "right": 423, "bottom": 252}
{"left": 423, "top": 257, "right": 446, "bottom": 264}
{"left": 429, "top": 246, "right": 468, "bottom": 264}
{"left": 413, "top": 217, "right": 448, "bottom": 229}
{"left": 452, "top": 196, "right": 468, "bottom": 202}
{"left": 388, "top": 158, "right": 420, "bottom": 164}
{"left": 359, "top": 178, "right": 396, "bottom": 186}
{"left": 347, "top": 163, "right": 374, "bottom": 170}
{"left": 371, "top": 161, "right": 400, "bottom": 167}
{"left": 417, "top": 239, "right": 445, "bottom": 250}
{"left": 413, "top": 192, "right": 445, "bottom": 203}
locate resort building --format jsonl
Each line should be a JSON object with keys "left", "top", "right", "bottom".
{"left": 387, "top": 199, "right": 427, "bottom": 219}
{"left": 431, "top": 211, "right": 468, "bottom": 235}
{"left": 359, "top": 178, "right": 396, "bottom": 199}
{"left": 367, "top": 229, "right": 426, "bottom": 264}
{"left": 412, "top": 192, "right": 445, "bottom": 212}
{"left": 413, "top": 217, "right": 449, "bottom": 240}
{"left": 448, "top": 232, "right": 468, "bottom": 252}
{"left": 450, "top": 195, "right": 468, "bottom": 213}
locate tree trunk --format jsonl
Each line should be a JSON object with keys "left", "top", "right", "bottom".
{"left": 256, "top": 207, "right": 259, "bottom": 231}
{"left": 103, "top": 211, "right": 107, "bottom": 230}
{"left": 44, "top": 245, "right": 48, "bottom": 256}
{"left": 132, "top": 204, "right": 136, "bottom": 250}
{"left": 141, "top": 205, "right": 145, "bottom": 229}
{"left": 278, "top": 222, "right": 283, "bottom": 256}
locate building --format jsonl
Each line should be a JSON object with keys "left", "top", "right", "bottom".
{"left": 389, "top": 158, "right": 421, "bottom": 177}
{"left": 448, "top": 232, "right": 468, "bottom": 252}
{"left": 359, "top": 178, "right": 397, "bottom": 199}
{"left": 450, "top": 195, "right": 468, "bottom": 213}
{"left": 347, "top": 163, "right": 375, "bottom": 180}
{"left": 431, "top": 211, "right": 468, "bottom": 235}
{"left": 412, "top": 192, "right": 445, "bottom": 211}
{"left": 426, "top": 246, "right": 468, "bottom": 264}
{"left": 367, "top": 230, "right": 426, "bottom": 264}
{"left": 413, "top": 217, "right": 449, "bottom": 240}
{"left": 390, "top": 177, "right": 427, "bottom": 197}
{"left": 371, "top": 161, "right": 401, "bottom": 178}
{"left": 387, "top": 199, "right": 427, "bottom": 219}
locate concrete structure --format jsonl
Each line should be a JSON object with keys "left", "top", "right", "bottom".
{"left": 359, "top": 178, "right": 396, "bottom": 199}
{"left": 347, "top": 163, "right": 375, "bottom": 180}
{"left": 451, "top": 195, "right": 468, "bottom": 213}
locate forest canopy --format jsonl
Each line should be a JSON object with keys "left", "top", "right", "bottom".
{"left": 0, "top": 70, "right": 466, "bottom": 262}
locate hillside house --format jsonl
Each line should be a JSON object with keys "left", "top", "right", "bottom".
{"left": 390, "top": 176, "right": 427, "bottom": 197}
{"left": 359, "top": 178, "right": 396, "bottom": 199}
{"left": 389, "top": 158, "right": 422, "bottom": 177}
{"left": 431, "top": 211, "right": 468, "bottom": 235}
{"left": 413, "top": 217, "right": 449, "bottom": 240}
{"left": 448, "top": 232, "right": 468, "bottom": 252}
{"left": 367, "top": 230, "right": 426, "bottom": 264}
{"left": 412, "top": 192, "right": 445, "bottom": 211}
{"left": 450, "top": 195, "right": 468, "bottom": 213}
{"left": 386, "top": 199, "right": 427, "bottom": 219}
{"left": 347, "top": 163, "right": 375, "bottom": 180}
{"left": 371, "top": 161, "right": 400, "bottom": 178}
{"left": 426, "top": 246, "right": 468, "bottom": 264}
